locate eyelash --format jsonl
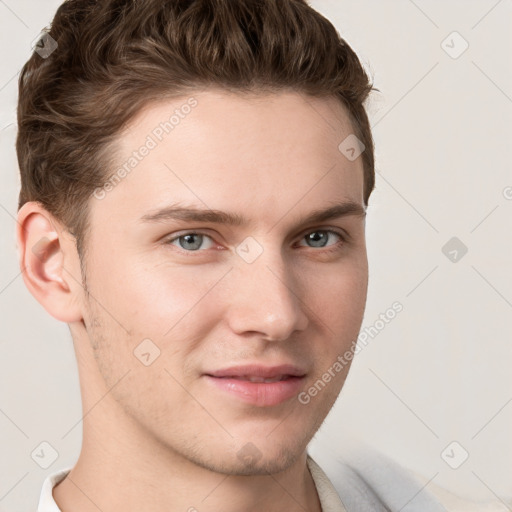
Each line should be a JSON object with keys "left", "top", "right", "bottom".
{"left": 163, "top": 228, "right": 348, "bottom": 256}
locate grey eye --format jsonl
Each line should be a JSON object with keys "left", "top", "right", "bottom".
{"left": 167, "top": 232, "right": 214, "bottom": 251}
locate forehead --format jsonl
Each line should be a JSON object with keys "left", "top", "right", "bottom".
{"left": 93, "top": 88, "right": 365, "bottom": 227}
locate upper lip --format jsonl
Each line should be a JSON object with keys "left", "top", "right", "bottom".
{"left": 205, "top": 364, "right": 307, "bottom": 379}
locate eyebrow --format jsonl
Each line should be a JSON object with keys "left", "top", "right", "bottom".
{"left": 139, "top": 200, "right": 366, "bottom": 228}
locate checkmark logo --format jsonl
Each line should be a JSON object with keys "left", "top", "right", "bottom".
{"left": 338, "top": 134, "right": 365, "bottom": 162}
{"left": 31, "top": 441, "right": 59, "bottom": 469}
{"left": 441, "top": 441, "right": 469, "bottom": 469}
{"left": 134, "top": 338, "right": 161, "bottom": 366}
{"left": 236, "top": 236, "right": 263, "bottom": 263}
{"left": 441, "top": 31, "right": 469, "bottom": 59}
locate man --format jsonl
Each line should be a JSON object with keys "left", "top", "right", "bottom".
{"left": 16, "top": 0, "right": 455, "bottom": 510}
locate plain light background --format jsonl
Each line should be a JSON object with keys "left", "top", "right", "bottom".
{"left": 1, "top": 0, "right": 511, "bottom": 510}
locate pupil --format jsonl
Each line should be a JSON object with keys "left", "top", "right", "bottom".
{"left": 308, "top": 232, "right": 326, "bottom": 247}
{"left": 182, "top": 234, "right": 201, "bottom": 250}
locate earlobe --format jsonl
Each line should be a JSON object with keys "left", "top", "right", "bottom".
{"left": 16, "top": 202, "right": 84, "bottom": 323}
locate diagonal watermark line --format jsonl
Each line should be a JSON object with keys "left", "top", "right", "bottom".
{"left": 407, "top": 0, "right": 439, "bottom": 28}
{"left": 0, "top": 407, "right": 29, "bottom": 438}
{"left": 0, "top": 68, "right": 20, "bottom": 93}
{"left": 163, "top": 163, "right": 214, "bottom": 211}
{"left": 377, "top": 170, "right": 439, "bottom": 233}
{"left": 369, "top": 368, "right": 439, "bottom": 438}
{"left": 164, "top": 368, "right": 233, "bottom": 438}
{"left": 0, "top": 471, "right": 29, "bottom": 502}
{"left": 302, "top": 95, "right": 338, "bottom": 132}
{"left": 1, "top": 122, "right": 15, "bottom": 132}
{"left": 265, "top": 265, "right": 336, "bottom": 336}
{"left": 0, "top": 201, "right": 28, "bottom": 236}
{"left": 61, "top": 369, "right": 131, "bottom": 439}
{"left": 471, "top": 0, "right": 504, "bottom": 30}
{"left": 471, "top": 396, "right": 512, "bottom": 439}
{"left": 0, "top": 0, "right": 29, "bottom": 28}
{"left": 265, "top": 405, "right": 297, "bottom": 438}
{"left": 470, "top": 204, "right": 499, "bottom": 233}
{"left": 62, "top": 266, "right": 131, "bottom": 333}
{"left": 0, "top": 267, "right": 25, "bottom": 297}
{"left": 66, "top": 474, "right": 105, "bottom": 512}
{"left": 398, "top": 471, "right": 440, "bottom": 511}
{"left": 371, "top": 62, "right": 439, "bottom": 129}
{"left": 266, "top": 163, "right": 338, "bottom": 234}
{"left": 406, "top": 265, "right": 438, "bottom": 297}
{"left": 471, "top": 265, "right": 512, "bottom": 308}
{"left": 471, "top": 471, "right": 512, "bottom": 511}
{"left": 267, "top": 471, "right": 309, "bottom": 512}
{"left": 472, "top": 61, "right": 512, "bottom": 104}
{"left": 163, "top": 267, "right": 234, "bottom": 337}
{"left": 200, "top": 473, "right": 230, "bottom": 503}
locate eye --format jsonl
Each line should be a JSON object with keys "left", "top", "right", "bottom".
{"left": 164, "top": 232, "right": 215, "bottom": 252}
{"left": 297, "top": 230, "right": 346, "bottom": 252}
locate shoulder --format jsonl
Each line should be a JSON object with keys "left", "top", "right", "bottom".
{"left": 324, "top": 447, "right": 446, "bottom": 511}
{"left": 310, "top": 444, "right": 509, "bottom": 511}
{"left": 333, "top": 448, "right": 447, "bottom": 512}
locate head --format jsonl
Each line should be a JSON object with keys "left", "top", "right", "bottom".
{"left": 16, "top": 0, "right": 377, "bottom": 475}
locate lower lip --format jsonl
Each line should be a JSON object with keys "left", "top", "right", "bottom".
{"left": 203, "top": 375, "right": 305, "bottom": 407}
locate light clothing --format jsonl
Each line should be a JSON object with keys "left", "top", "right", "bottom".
{"left": 37, "top": 466, "right": 72, "bottom": 512}
{"left": 315, "top": 446, "right": 511, "bottom": 511}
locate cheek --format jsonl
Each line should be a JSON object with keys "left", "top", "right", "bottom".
{"left": 306, "top": 263, "right": 368, "bottom": 373}
{"left": 312, "top": 260, "right": 368, "bottom": 323}
{"left": 90, "top": 250, "right": 224, "bottom": 334}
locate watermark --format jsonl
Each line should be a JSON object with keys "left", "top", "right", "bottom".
{"left": 441, "top": 236, "right": 468, "bottom": 263}
{"left": 31, "top": 30, "right": 58, "bottom": 59}
{"left": 133, "top": 338, "right": 161, "bottom": 366}
{"left": 298, "top": 301, "right": 403, "bottom": 404}
{"left": 338, "top": 134, "right": 365, "bottom": 161}
{"left": 441, "top": 441, "right": 469, "bottom": 469}
{"left": 92, "top": 97, "right": 198, "bottom": 200}
{"left": 31, "top": 441, "right": 59, "bottom": 469}
{"left": 441, "top": 31, "right": 469, "bottom": 60}
{"left": 235, "top": 236, "right": 264, "bottom": 263}
{"left": 237, "top": 442, "right": 263, "bottom": 464}
{"left": 503, "top": 186, "right": 512, "bottom": 201}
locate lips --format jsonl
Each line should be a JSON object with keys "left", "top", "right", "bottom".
{"left": 223, "top": 375, "right": 290, "bottom": 383}
{"left": 203, "top": 364, "right": 307, "bottom": 406}
{"left": 205, "top": 363, "right": 306, "bottom": 380}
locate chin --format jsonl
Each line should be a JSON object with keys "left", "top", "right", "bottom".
{"left": 225, "top": 451, "right": 301, "bottom": 476}
{"left": 185, "top": 438, "right": 304, "bottom": 476}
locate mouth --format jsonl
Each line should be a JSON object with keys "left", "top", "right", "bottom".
{"left": 203, "top": 364, "right": 307, "bottom": 407}
{"left": 207, "top": 374, "right": 297, "bottom": 383}
{"left": 205, "top": 363, "right": 306, "bottom": 379}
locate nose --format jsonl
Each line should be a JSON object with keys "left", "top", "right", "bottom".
{"left": 224, "top": 246, "right": 309, "bottom": 342}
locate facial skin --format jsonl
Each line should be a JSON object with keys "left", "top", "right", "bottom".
{"left": 17, "top": 89, "right": 368, "bottom": 512}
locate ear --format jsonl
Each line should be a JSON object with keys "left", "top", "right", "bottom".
{"left": 16, "top": 202, "right": 84, "bottom": 323}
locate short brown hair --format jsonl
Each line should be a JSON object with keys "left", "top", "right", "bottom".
{"left": 16, "top": 0, "right": 377, "bottom": 261}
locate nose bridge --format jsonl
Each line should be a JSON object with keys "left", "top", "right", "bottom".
{"left": 227, "top": 238, "right": 308, "bottom": 340}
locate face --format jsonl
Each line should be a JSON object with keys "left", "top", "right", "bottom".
{"left": 78, "top": 89, "right": 368, "bottom": 475}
